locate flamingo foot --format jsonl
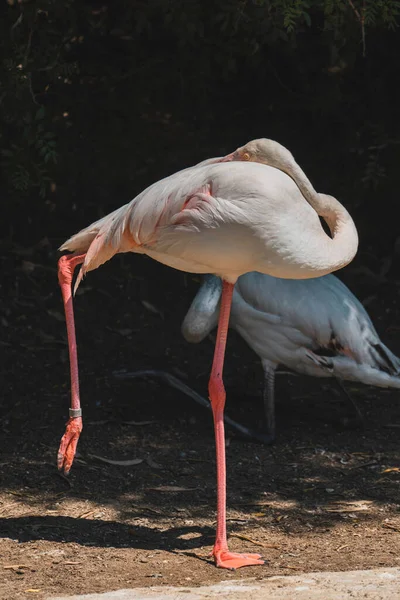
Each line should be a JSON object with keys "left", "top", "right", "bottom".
{"left": 57, "top": 417, "right": 82, "bottom": 475}
{"left": 212, "top": 548, "right": 265, "bottom": 570}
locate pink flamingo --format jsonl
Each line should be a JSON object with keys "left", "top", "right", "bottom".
{"left": 57, "top": 139, "right": 358, "bottom": 569}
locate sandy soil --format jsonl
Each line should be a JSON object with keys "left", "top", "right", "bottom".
{"left": 1, "top": 245, "right": 399, "bottom": 599}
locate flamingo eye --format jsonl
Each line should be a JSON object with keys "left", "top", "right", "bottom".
{"left": 242, "top": 152, "right": 251, "bottom": 161}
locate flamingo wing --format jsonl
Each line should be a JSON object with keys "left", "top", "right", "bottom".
{"left": 234, "top": 272, "right": 400, "bottom": 379}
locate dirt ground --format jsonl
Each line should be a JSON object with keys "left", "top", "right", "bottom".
{"left": 1, "top": 241, "right": 400, "bottom": 599}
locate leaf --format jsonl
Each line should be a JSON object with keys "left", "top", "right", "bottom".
{"left": 89, "top": 454, "right": 143, "bottom": 466}
{"left": 141, "top": 300, "right": 164, "bottom": 318}
{"left": 146, "top": 456, "right": 163, "bottom": 469}
{"left": 78, "top": 510, "right": 95, "bottom": 519}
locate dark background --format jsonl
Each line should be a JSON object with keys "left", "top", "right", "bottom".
{"left": 2, "top": 0, "right": 400, "bottom": 256}
{"left": 2, "top": 0, "right": 400, "bottom": 431}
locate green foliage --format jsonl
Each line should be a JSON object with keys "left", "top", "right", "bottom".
{"left": 0, "top": 0, "right": 77, "bottom": 198}
{"left": 364, "top": 0, "right": 400, "bottom": 29}
{"left": 0, "top": 0, "right": 399, "bottom": 201}
{"left": 281, "top": 0, "right": 312, "bottom": 32}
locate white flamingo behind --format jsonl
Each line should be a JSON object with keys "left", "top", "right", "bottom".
{"left": 57, "top": 139, "right": 358, "bottom": 569}
{"left": 182, "top": 272, "right": 400, "bottom": 438}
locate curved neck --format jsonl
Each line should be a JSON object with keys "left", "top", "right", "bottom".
{"left": 316, "top": 194, "right": 359, "bottom": 271}
{"left": 286, "top": 161, "right": 320, "bottom": 208}
{"left": 274, "top": 159, "right": 358, "bottom": 272}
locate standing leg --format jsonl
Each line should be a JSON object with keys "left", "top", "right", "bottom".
{"left": 262, "top": 359, "right": 277, "bottom": 441}
{"left": 57, "top": 253, "right": 86, "bottom": 474}
{"left": 209, "top": 280, "right": 264, "bottom": 570}
{"left": 335, "top": 378, "right": 364, "bottom": 426}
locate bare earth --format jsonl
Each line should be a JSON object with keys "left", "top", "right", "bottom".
{"left": 1, "top": 249, "right": 399, "bottom": 599}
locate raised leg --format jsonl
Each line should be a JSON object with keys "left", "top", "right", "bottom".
{"left": 57, "top": 253, "right": 86, "bottom": 475}
{"left": 261, "top": 359, "right": 277, "bottom": 441}
{"left": 209, "top": 280, "right": 264, "bottom": 570}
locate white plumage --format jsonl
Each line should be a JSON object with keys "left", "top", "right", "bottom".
{"left": 58, "top": 137, "right": 360, "bottom": 569}
{"left": 182, "top": 272, "right": 400, "bottom": 438}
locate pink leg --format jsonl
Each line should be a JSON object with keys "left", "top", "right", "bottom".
{"left": 209, "top": 281, "right": 264, "bottom": 570}
{"left": 57, "top": 253, "right": 86, "bottom": 475}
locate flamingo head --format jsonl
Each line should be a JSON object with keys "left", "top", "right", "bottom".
{"left": 221, "top": 138, "right": 295, "bottom": 170}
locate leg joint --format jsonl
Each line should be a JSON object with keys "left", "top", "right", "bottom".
{"left": 209, "top": 374, "right": 226, "bottom": 407}
{"left": 58, "top": 254, "right": 85, "bottom": 286}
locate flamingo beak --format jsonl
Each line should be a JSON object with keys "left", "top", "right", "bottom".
{"left": 219, "top": 151, "right": 236, "bottom": 162}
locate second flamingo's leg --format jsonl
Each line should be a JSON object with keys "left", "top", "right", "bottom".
{"left": 209, "top": 280, "right": 264, "bottom": 570}
{"left": 57, "top": 253, "right": 86, "bottom": 475}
